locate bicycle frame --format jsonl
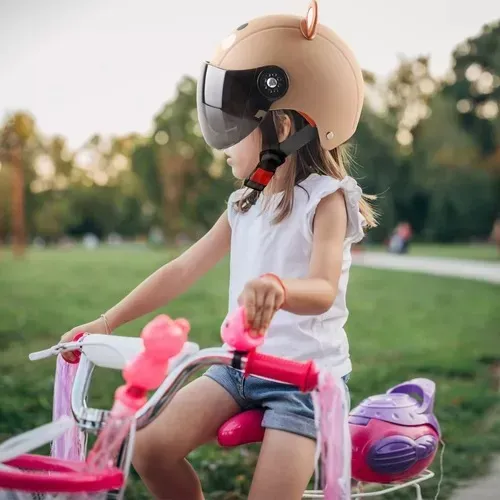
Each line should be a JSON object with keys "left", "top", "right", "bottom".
{"left": 71, "top": 347, "right": 245, "bottom": 499}
{"left": 69, "top": 345, "right": 435, "bottom": 500}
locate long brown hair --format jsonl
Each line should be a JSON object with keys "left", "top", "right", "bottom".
{"left": 236, "top": 109, "right": 377, "bottom": 227}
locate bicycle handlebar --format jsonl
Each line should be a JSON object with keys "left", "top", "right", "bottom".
{"left": 71, "top": 346, "right": 320, "bottom": 432}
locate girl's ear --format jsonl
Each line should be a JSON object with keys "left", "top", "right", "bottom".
{"left": 278, "top": 114, "right": 292, "bottom": 142}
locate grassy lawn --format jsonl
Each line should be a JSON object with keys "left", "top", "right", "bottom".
{"left": 1, "top": 248, "right": 499, "bottom": 499}
{"left": 365, "top": 242, "right": 499, "bottom": 261}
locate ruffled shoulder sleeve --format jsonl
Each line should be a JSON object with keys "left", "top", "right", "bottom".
{"left": 302, "top": 175, "right": 366, "bottom": 244}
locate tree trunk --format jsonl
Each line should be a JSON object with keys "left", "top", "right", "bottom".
{"left": 160, "top": 151, "right": 185, "bottom": 243}
{"left": 0, "top": 196, "right": 4, "bottom": 247}
{"left": 11, "top": 145, "right": 25, "bottom": 257}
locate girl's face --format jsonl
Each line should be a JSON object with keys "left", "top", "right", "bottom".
{"left": 223, "top": 128, "right": 261, "bottom": 180}
{"left": 223, "top": 115, "right": 291, "bottom": 181}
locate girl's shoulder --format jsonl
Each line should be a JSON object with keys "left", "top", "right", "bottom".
{"left": 299, "top": 174, "right": 366, "bottom": 244}
{"left": 299, "top": 174, "right": 363, "bottom": 205}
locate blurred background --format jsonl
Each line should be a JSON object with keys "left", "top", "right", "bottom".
{"left": 0, "top": 1, "right": 499, "bottom": 499}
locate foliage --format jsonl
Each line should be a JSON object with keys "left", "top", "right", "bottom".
{"left": 131, "top": 76, "right": 236, "bottom": 240}
{"left": 443, "top": 21, "right": 500, "bottom": 160}
{"left": 0, "top": 22, "right": 499, "bottom": 246}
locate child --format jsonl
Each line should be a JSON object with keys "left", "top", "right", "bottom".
{"left": 60, "top": 6, "right": 376, "bottom": 500}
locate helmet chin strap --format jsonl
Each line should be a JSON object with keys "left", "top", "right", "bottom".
{"left": 243, "top": 113, "right": 318, "bottom": 196}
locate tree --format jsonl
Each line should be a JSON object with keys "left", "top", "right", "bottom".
{"left": 352, "top": 107, "right": 401, "bottom": 241}
{"left": 443, "top": 20, "right": 500, "bottom": 167}
{"left": 411, "top": 92, "right": 498, "bottom": 241}
{"left": 384, "top": 56, "right": 438, "bottom": 152}
{"left": 0, "top": 112, "right": 39, "bottom": 256}
{"left": 32, "top": 195, "right": 72, "bottom": 242}
{"left": 354, "top": 57, "right": 442, "bottom": 240}
{"left": 133, "top": 76, "right": 235, "bottom": 241}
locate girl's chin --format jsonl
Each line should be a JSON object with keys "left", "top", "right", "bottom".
{"left": 230, "top": 165, "right": 250, "bottom": 181}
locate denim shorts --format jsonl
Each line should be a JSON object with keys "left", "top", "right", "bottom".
{"left": 204, "top": 365, "right": 350, "bottom": 441}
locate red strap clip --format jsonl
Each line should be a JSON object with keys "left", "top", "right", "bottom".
{"left": 249, "top": 167, "right": 274, "bottom": 187}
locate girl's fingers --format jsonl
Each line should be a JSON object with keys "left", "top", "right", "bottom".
{"left": 244, "top": 288, "right": 257, "bottom": 327}
{"left": 252, "top": 289, "right": 266, "bottom": 332}
{"left": 259, "top": 293, "right": 279, "bottom": 333}
{"left": 61, "top": 351, "right": 76, "bottom": 363}
{"left": 59, "top": 330, "right": 76, "bottom": 362}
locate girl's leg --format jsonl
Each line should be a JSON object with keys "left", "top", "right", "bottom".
{"left": 248, "top": 428, "right": 316, "bottom": 500}
{"left": 132, "top": 375, "right": 241, "bottom": 500}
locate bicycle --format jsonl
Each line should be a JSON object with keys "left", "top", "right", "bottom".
{"left": 0, "top": 313, "right": 440, "bottom": 499}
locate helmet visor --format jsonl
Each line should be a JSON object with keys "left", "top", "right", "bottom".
{"left": 196, "top": 62, "right": 287, "bottom": 150}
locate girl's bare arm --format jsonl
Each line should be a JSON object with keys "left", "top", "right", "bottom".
{"left": 105, "top": 211, "right": 231, "bottom": 330}
{"left": 281, "top": 190, "right": 347, "bottom": 315}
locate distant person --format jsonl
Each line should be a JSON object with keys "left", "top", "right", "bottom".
{"left": 58, "top": 9, "right": 377, "bottom": 500}
{"left": 399, "top": 222, "right": 413, "bottom": 253}
{"left": 388, "top": 222, "right": 413, "bottom": 254}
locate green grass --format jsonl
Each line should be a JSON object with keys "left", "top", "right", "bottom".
{"left": 1, "top": 248, "right": 499, "bottom": 499}
{"left": 366, "top": 242, "right": 499, "bottom": 261}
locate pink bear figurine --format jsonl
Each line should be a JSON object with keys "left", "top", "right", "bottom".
{"left": 122, "top": 315, "right": 190, "bottom": 396}
{"left": 221, "top": 306, "right": 265, "bottom": 352}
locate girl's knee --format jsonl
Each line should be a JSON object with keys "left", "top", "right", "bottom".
{"left": 132, "top": 429, "right": 179, "bottom": 473}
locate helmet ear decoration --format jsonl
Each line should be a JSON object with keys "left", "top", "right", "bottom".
{"left": 300, "top": 0, "right": 319, "bottom": 40}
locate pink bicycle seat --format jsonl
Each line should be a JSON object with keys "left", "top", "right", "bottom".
{"left": 217, "top": 409, "right": 265, "bottom": 447}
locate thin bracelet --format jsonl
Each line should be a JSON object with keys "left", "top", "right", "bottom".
{"left": 261, "top": 273, "right": 287, "bottom": 307}
{"left": 100, "top": 314, "right": 112, "bottom": 335}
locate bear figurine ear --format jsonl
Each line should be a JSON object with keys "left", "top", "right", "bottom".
{"left": 300, "top": 0, "right": 319, "bottom": 40}
{"left": 174, "top": 318, "right": 191, "bottom": 335}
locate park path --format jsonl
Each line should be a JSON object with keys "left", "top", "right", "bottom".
{"left": 351, "top": 252, "right": 500, "bottom": 284}
{"left": 450, "top": 455, "right": 500, "bottom": 500}
{"left": 353, "top": 250, "right": 499, "bottom": 498}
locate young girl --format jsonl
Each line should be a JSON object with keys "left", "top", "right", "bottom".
{"left": 60, "top": 6, "right": 375, "bottom": 500}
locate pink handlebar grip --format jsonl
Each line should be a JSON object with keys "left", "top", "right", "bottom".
{"left": 244, "top": 351, "right": 319, "bottom": 392}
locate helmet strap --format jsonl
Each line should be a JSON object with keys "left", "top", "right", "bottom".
{"left": 244, "top": 113, "right": 318, "bottom": 195}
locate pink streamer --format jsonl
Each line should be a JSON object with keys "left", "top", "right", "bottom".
{"left": 51, "top": 355, "right": 85, "bottom": 461}
{"left": 312, "top": 371, "right": 351, "bottom": 500}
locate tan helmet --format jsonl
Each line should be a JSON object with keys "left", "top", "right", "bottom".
{"left": 196, "top": 1, "right": 364, "bottom": 192}
{"left": 199, "top": 1, "right": 364, "bottom": 151}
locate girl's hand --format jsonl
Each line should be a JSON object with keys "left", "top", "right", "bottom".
{"left": 59, "top": 317, "right": 108, "bottom": 362}
{"left": 238, "top": 275, "right": 285, "bottom": 335}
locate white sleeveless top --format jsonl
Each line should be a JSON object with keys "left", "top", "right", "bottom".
{"left": 226, "top": 173, "right": 366, "bottom": 377}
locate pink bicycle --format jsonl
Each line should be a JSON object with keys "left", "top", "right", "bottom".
{"left": 1, "top": 312, "right": 440, "bottom": 499}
